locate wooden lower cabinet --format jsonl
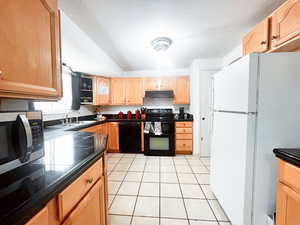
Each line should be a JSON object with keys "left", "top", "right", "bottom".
{"left": 108, "top": 122, "right": 119, "bottom": 152}
{"left": 62, "top": 179, "right": 105, "bottom": 225}
{"left": 276, "top": 182, "right": 300, "bottom": 225}
{"left": 26, "top": 207, "right": 49, "bottom": 225}
{"left": 27, "top": 158, "right": 107, "bottom": 225}
{"left": 175, "top": 122, "right": 193, "bottom": 154}
{"left": 276, "top": 159, "right": 300, "bottom": 225}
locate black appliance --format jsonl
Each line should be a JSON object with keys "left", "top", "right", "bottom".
{"left": 0, "top": 111, "right": 44, "bottom": 175}
{"left": 144, "top": 109, "right": 175, "bottom": 156}
{"left": 145, "top": 90, "right": 174, "bottom": 98}
{"left": 119, "top": 122, "right": 141, "bottom": 153}
{"left": 179, "top": 107, "right": 185, "bottom": 119}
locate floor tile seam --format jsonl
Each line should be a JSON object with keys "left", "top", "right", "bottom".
{"left": 172, "top": 157, "right": 191, "bottom": 225}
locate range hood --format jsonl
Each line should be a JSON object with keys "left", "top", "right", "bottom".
{"left": 145, "top": 90, "right": 174, "bottom": 98}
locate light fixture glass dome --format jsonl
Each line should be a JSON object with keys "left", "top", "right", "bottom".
{"left": 151, "top": 37, "right": 172, "bottom": 51}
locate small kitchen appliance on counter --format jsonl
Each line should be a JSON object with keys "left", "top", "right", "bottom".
{"left": 127, "top": 111, "right": 132, "bottom": 119}
{"left": 118, "top": 111, "right": 123, "bottom": 119}
{"left": 135, "top": 109, "right": 141, "bottom": 119}
{"left": 0, "top": 111, "right": 44, "bottom": 175}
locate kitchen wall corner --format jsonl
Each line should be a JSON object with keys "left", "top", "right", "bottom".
{"left": 190, "top": 58, "right": 222, "bottom": 157}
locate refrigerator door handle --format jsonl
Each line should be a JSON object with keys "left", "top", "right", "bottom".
{"left": 214, "top": 110, "right": 256, "bottom": 115}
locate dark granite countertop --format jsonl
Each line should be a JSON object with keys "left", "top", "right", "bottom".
{"left": 0, "top": 132, "right": 107, "bottom": 225}
{"left": 274, "top": 148, "right": 300, "bottom": 168}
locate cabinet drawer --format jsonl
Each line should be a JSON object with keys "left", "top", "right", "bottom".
{"left": 176, "top": 122, "right": 193, "bottom": 128}
{"left": 176, "top": 140, "right": 193, "bottom": 150}
{"left": 58, "top": 160, "right": 103, "bottom": 221}
{"left": 176, "top": 133, "right": 193, "bottom": 140}
{"left": 278, "top": 159, "right": 300, "bottom": 193}
{"left": 176, "top": 127, "right": 193, "bottom": 134}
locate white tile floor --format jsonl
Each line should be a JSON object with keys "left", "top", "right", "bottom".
{"left": 107, "top": 153, "right": 231, "bottom": 225}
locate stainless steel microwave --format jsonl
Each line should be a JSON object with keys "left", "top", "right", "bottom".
{"left": 0, "top": 111, "right": 44, "bottom": 175}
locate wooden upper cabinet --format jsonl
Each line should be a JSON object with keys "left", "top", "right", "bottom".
{"left": 271, "top": 0, "right": 300, "bottom": 49}
{"left": 159, "top": 77, "right": 175, "bottom": 90}
{"left": 174, "top": 76, "right": 190, "bottom": 104}
{"left": 243, "top": 18, "right": 270, "bottom": 55}
{"left": 125, "top": 78, "right": 143, "bottom": 105}
{"left": 143, "top": 77, "right": 175, "bottom": 91}
{"left": 0, "top": 0, "right": 62, "bottom": 100}
{"left": 143, "top": 78, "right": 160, "bottom": 91}
{"left": 26, "top": 207, "right": 49, "bottom": 225}
{"left": 110, "top": 78, "right": 126, "bottom": 105}
{"left": 94, "top": 77, "right": 110, "bottom": 105}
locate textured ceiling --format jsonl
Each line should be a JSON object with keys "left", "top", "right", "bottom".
{"left": 59, "top": 0, "right": 285, "bottom": 70}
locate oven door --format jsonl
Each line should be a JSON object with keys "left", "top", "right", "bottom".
{"left": 144, "top": 134, "right": 175, "bottom": 156}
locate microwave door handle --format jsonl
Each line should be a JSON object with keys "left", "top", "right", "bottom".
{"left": 18, "top": 115, "right": 33, "bottom": 162}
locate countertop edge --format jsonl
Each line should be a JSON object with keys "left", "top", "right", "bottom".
{"left": 273, "top": 148, "right": 300, "bottom": 168}
{"left": 2, "top": 150, "right": 105, "bottom": 225}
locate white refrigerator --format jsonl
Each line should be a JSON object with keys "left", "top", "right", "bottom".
{"left": 211, "top": 52, "right": 300, "bottom": 225}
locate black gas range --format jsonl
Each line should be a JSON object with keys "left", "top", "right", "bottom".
{"left": 144, "top": 109, "right": 175, "bottom": 156}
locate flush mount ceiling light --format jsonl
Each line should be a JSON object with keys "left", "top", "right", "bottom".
{"left": 151, "top": 37, "right": 173, "bottom": 51}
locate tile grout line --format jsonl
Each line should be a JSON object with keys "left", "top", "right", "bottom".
{"left": 172, "top": 157, "right": 191, "bottom": 225}
{"left": 107, "top": 154, "right": 124, "bottom": 209}
{"left": 185, "top": 155, "right": 221, "bottom": 225}
{"left": 130, "top": 155, "right": 148, "bottom": 225}
{"left": 159, "top": 157, "right": 161, "bottom": 225}
{"left": 108, "top": 154, "right": 136, "bottom": 217}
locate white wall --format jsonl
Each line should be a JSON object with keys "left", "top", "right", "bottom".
{"left": 222, "top": 44, "right": 243, "bottom": 67}
{"left": 190, "top": 58, "right": 222, "bottom": 156}
{"left": 61, "top": 12, "right": 122, "bottom": 76}
{"left": 0, "top": 13, "right": 122, "bottom": 118}
{"left": 100, "top": 97, "right": 189, "bottom": 114}
{"left": 122, "top": 68, "right": 189, "bottom": 77}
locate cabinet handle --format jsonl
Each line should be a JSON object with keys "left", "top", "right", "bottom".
{"left": 260, "top": 41, "right": 267, "bottom": 45}
{"left": 272, "top": 35, "right": 278, "bottom": 40}
{"left": 0, "top": 70, "right": 3, "bottom": 79}
{"left": 86, "top": 178, "right": 94, "bottom": 184}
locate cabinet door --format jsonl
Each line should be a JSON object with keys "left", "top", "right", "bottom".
{"left": 108, "top": 123, "right": 119, "bottom": 151}
{"left": 276, "top": 182, "right": 300, "bottom": 225}
{"left": 243, "top": 18, "right": 269, "bottom": 55}
{"left": 271, "top": 0, "right": 300, "bottom": 48}
{"left": 125, "top": 78, "right": 143, "bottom": 105}
{"left": 174, "top": 76, "right": 190, "bottom": 104}
{"left": 0, "top": 0, "right": 62, "bottom": 100}
{"left": 143, "top": 78, "right": 160, "bottom": 91}
{"left": 159, "top": 78, "right": 175, "bottom": 90}
{"left": 26, "top": 207, "right": 49, "bottom": 225}
{"left": 95, "top": 77, "right": 110, "bottom": 105}
{"left": 110, "top": 78, "right": 126, "bottom": 105}
{"left": 62, "top": 179, "right": 105, "bottom": 225}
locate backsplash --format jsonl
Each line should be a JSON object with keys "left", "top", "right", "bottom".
{"left": 0, "top": 97, "right": 189, "bottom": 120}
{"left": 99, "top": 97, "right": 190, "bottom": 114}
{"left": 0, "top": 99, "right": 95, "bottom": 121}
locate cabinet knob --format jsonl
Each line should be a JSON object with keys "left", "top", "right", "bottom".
{"left": 260, "top": 41, "right": 267, "bottom": 45}
{"left": 86, "top": 178, "right": 94, "bottom": 184}
{"left": 272, "top": 35, "right": 278, "bottom": 40}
